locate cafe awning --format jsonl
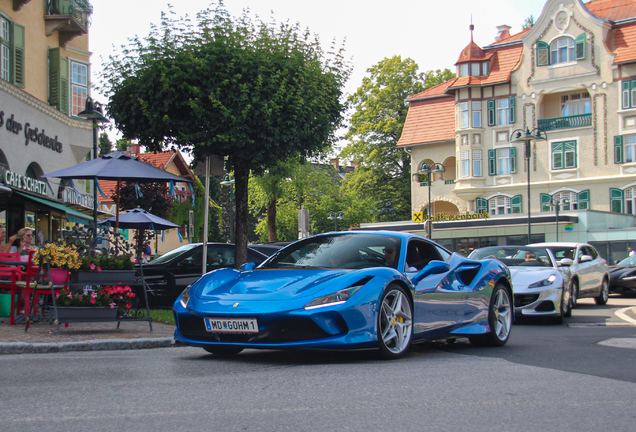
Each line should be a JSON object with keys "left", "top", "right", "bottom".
{"left": 15, "top": 191, "right": 92, "bottom": 224}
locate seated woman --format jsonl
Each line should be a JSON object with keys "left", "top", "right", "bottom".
{"left": 10, "top": 227, "right": 39, "bottom": 260}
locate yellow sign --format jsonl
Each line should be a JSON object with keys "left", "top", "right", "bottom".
{"left": 412, "top": 212, "right": 423, "bottom": 223}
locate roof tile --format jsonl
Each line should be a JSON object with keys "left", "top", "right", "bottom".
{"left": 397, "top": 96, "right": 456, "bottom": 147}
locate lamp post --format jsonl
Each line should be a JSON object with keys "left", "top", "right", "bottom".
{"left": 327, "top": 211, "right": 344, "bottom": 231}
{"left": 418, "top": 162, "right": 445, "bottom": 237}
{"left": 220, "top": 173, "right": 235, "bottom": 243}
{"left": 547, "top": 196, "right": 569, "bottom": 242}
{"left": 511, "top": 127, "right": 547, "bottom": 243}
{"left": 77, "top": 97, "right": 109, "bottom": 237}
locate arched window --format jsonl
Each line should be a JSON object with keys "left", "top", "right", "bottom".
{"left": 551, "top": 37, "right": 575, "bottom": 64}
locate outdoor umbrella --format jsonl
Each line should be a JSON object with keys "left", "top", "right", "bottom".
{"left": 43, "top": 151, "right": 193, "bottom": 243}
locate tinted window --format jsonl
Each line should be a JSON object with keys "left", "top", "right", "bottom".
{"left": 406, "top": 240, "right": 443, "bottom": 272}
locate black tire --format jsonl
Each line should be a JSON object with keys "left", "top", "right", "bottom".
{"left": 469, "top": 283, "right": 512, "bottom": 347}
{"left": 377, "top": 284, "right": 413, "bottom": 359}
{"left": 562, "top": 283, "right": 572, "bottom": 318}
{"left": 203, "top": 346, "right": 244, "bottom": 356}
{"left": 571, "top": 280, "right": 579, "bottom": 308}
{"left": 594, "top": 278, "right": 609, "bottom": 306}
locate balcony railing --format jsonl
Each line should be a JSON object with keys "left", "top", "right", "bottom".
{"left": 538, "top": 113, "right": 592, "bottom": 131}
{"left": 45, "top": 0, "right": 92, "bottom": 45}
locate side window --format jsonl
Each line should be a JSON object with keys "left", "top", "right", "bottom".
{"left": 248, "top": 252, "right": 266, "bottom": 264}
{"left": 577, "top": 247, "right": 585, "bottom": 261}
{"left": 586, "top": 247, "right": 598, "bottom": 259}
{"left": 435, "top": 245, "right": 451, "bottom": 262}
{"left": 405, "top": 240, "right": 442, "bottom": 272}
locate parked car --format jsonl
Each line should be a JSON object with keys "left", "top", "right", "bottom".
{"left": 469, "top": 246, "right": 572, "bottom": 323}
{"left": 248, "top": 243, "right": 286, "bottom": 256}
{"left": 609, "top": 255, "right": 636, "bottom": 294}
{"left": 528, "top": 242, "right": 610, "bottom": 306}
{"left": 173, "top": 231, "right": 514, "bottom": 359}
{"left": 140, "top": 243, "right": 269, "bottom": 308}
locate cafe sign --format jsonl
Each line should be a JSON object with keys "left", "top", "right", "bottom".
{"left": 1, "top": 168, "right": 48, "bottom": 196}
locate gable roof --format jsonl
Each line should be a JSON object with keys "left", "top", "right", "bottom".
{"left": 397, "top": 95, "right": 456, "bottom": 147}
{"left": 585, "top": 0, "right": 636, "bottom": 21}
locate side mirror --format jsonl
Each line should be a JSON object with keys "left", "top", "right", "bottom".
{"left": 240, "top": 262, "right": 256, "bottom": 271}
{"left": 559, "top": 258, "right": 574, "bottom": 267}
{"left": 412, "top": 260, "right": 450, "bottom": 283}
{"left": 580, "top": 255, "right": 593, "bottom": 263}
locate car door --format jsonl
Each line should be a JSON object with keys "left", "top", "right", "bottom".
{"left": 575, "top": 245, "right": 595, "bottom": 296}
{"left": 408, "top": 240, "right": 468, "bottom": 332}
{"left": 584, "top": 246, "right": 605, "bottom": 295}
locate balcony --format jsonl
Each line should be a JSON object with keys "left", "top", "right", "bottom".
{"left": 538, "top": 113, "right": 592, "bottom": 131}
{"left": 44, "top": 0, "right": 92, "bottom": 46}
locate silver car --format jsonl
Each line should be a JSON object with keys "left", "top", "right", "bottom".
{"left": 469, "top": 246, "right": 572, "bottom": 323}
{"left": 528, "top": 242, "right": 610, "bottom": 306}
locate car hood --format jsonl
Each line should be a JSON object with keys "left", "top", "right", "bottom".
{"left": 193, "top": 268, "right": 367, "bottom": 301}
{"left": 509, "top": 267, "right": 560, "bottom": 291}
{"left": 610, "top": 266, "right": 636, "bottom": 278}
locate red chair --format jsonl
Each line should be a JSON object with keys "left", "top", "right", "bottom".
{"left": 0, "top": 252, "right": 27, "bottom": 325}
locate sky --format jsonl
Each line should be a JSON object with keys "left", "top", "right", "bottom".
{"left": 88, "top": 0, "right": 549, "bottom": 143}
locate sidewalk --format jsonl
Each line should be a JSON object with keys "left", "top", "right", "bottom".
{"left": 0, "top": 316, "right": 176, "bottom": 355}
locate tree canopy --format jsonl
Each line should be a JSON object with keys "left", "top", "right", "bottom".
{"left": 100, "top": 3, "right": 350, "bottom": 264}
{"left": 341, "top": 56, "right": 454, "bottom": 221}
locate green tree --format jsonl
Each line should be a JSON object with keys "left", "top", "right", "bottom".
{"left": 342, "top": 56, "right": 454, "bottom": 221}
{"left": 98, "top": 132, "right": 113, "bottom": 156}
{"left": 522, "top": 15, "right": 535, "bottom": 30}
{"left": 101, "top": 4, "right": 349, "bottom": 265}
{"left": 115, "top": 138, "right": 131, "bottom": 152}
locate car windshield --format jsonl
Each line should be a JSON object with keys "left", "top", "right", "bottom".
{"left": 617, "top": 255, "right": 636, "bottom": 267}
{"left": 544, "top": 246, "right": 575, "bottom": 260}
{"left": 469, "top": 247, "right": 553, "bottom": 267}
{"left": 261, "top": 233, "right": 402, "bottom": 270}
{"left": 148, "top": 244, "right": 198, "bottom": 265}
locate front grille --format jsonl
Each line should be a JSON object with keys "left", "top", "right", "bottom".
{"left": 514, "top": 293, "right": 540, "bottom": 307}
{"left": 178, "top": 315, "right": 343, "bottom": 344}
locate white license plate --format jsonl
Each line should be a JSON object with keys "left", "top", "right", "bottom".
{"left": 204, "top": 317, "right": 259, "bottom": 333}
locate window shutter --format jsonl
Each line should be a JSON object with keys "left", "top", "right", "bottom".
{"left": 578, "top": 190, "right": 590, "bottom": 210}
{"left": 575, "top": 33, "right": 586, "bottom": 60}
{"left": 536, "top": 41, "right": 550, "bottom": 66}
{"left": 615, "top": 135, "right": 624, "bottom": 164}
{"left": 511, "top": 194, "right": 522, "bottom": 213}
{"left": 510, "top": 146, "right": 517, "bottom": 174}
{"left": 476, "top": 198, "right": 488, "bottom": 214}
{"left": 48, "top": 48, "right": 69, "bottom": 114}
{"left": 610, "top": 188, "right": 624, "bottom": 213}
{"left": 509, "top": 97, "right": 515, "bottom": 124}
{"left": 488, "top": 149, "right": 496, "bottom": 175}
{"left": 12, "top": 23, "right": 24, "bottom": 88}
{"left": 540, "top": 193, "right": 553, "bottom": 212}
{"left": 623, "top": 81, "right": 631, "bottom": 109}
{"left": 487, "top": 100, "right": 495, "bottom": 126}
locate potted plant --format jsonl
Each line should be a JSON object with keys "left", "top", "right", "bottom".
{"left": 72, "top": 252, "right": 136, "bottom": 284}
{"left": 52, "top": 286, "right": 119, "bottom": 321}
{"left": 34, "top": 242, "right": 81, "bottom": 284}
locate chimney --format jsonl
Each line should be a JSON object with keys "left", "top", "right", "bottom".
{"left": 330, "top": 158, "right": 340, "bottom": 169}
{"left": 349, "top": 161, "right": 359, "bottom": 169}
{"left": 495, "top": 25, "right": 511, "bottom": 42}
{"left": 130, "top": 143, "right": 141, "bottom": 156}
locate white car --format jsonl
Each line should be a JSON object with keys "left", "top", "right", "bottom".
{"left": 528, "top": 242, "right": 610, "bottom": 306}
{"left": 469, "top": 246, "right": 572, "bottom": 323}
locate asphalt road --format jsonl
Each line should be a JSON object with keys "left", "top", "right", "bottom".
{"left": 1, "top": 296, "right": 634, "bottom": 432}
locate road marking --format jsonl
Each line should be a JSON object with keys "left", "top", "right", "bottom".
{"left": 568, "top": 322, "right": 634, "bottom": 328}
{"left": 597, "top": 338, "right": 636, "bottom": 349}
{"left": 615, "top": 306, "right": 636, "bottom": 325}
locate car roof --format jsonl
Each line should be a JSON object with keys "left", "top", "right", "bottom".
{"left": 528, "top": 242, "right": 586, "bottom": 247}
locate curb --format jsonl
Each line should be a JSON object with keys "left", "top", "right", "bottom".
{"left": 0, "top": 337, "right": 176, "bottom": 355}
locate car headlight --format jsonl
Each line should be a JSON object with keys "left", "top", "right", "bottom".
{"left": 528, "top": 274, "right": 557, "bottom": 288}
{"left": 179, "top": 286, "right": 191, "bottom": 308}
{"left": 304, "top": 286, "right": 362, "bottom": 310}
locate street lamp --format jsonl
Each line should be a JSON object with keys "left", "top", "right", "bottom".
{"left": 220, "top": 173, "right": 235, "bottom": 243}
{"left": 77, "top": 97, "right": 109, "bottom": 237}
{"left": 418, "top": 162, "right": 445, "bottom": 237}
{"left": 546, "top": 196, "right": 570, "bottom": 242}
{"left": 511, "top": 127, "right": 547, "bottom": 243}
{"left": 327, "top": 211, "right": 344, "bottom": 231}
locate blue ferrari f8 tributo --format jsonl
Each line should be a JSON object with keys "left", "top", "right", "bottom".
{"left": 173, "top": 231, "right": 513, "bottom": 359}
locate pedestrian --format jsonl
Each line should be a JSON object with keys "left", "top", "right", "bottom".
{"left": 0, "top": 224, "right": 16, "bottom": 254}
{"left": 630, "top": 246, "right": 635, "bottom": 257}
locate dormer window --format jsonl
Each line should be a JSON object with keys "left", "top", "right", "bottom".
{"left": 471, "top": 63, "right": 480, "bottom": 76}
{"left": 458, "top": 62, "right": 489, "bottom": 77}
{"left": 460, "top": 64, "right": 469, "bottom": 77}
{"left": 536, "top": 34, "right": 586, "bottom": 66}
{"left": 482, "top": 61, "right": 489, "bottom": 75}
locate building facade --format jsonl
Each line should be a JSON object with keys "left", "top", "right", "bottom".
{"left": 0, "top": 0, "right": 96, "bottom": 243}
{"left": 394, "top": 0, "right": 636, "bottom": 263}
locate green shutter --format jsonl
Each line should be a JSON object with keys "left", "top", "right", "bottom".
{"left": 48, "top": 48, "right": 69, "bottom": 114}
{"left": 623, "top": 81, "right": 631, "bottom": 109}
{"left": 615, "top": 135, "right": 624, "bottom": 164}
{"left": 511, "top": 194, "right": 522, "bottom": 214}
{"left": 540, "top": 193, "right": 553, "bottom": 212}
{"left": 578, "top": 190, "right": 590, "bottom": 210}
{"left": 488, "top": 149, "right": 496, "bottom": 175}
{"left": 509, "top": 97, "right": 515, "bottom": 124}
{"left": 610, "top": 188, "right": 624, "bottom": 213}
{"left": 12, "top": 23, "right": 24, "bottom": 88}
{"left": 575, "top": 33, "right": 586, "bottom": 60}
{"left": 631, "top": 80, "right": 636, "bottom": 109}
{"left": 536, "top": 41, "right": 550, "bottom": 66}
{"left": 487, "top": 99, "right": 495, "bottom": 126}
{"left": 510, "top": 146, "right": 517, "bottom": 174}
{"left": 476, "top": 198, "right": 488, "bottom": 214}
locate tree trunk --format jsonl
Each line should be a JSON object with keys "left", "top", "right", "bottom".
{"left": 234, "top": 163, "right": 249, "bottom": 268}
{"left": 267, "top": 198, "right": 277, "bottom": 242}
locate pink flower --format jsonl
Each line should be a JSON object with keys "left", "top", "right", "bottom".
{"left": 97, "top": 267, "right": 102, "bottom": 272}
{"left": 90, "top": 263, "right": 95, "bottom": 270}
{"left": 110, "top": 303, "right": 116, "bottom": 308}
{"left": 89, "top": 299, "right": 96, "bottom": 304}
{"left": 126, "top": 303, "right": 132, "bottom": 309}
